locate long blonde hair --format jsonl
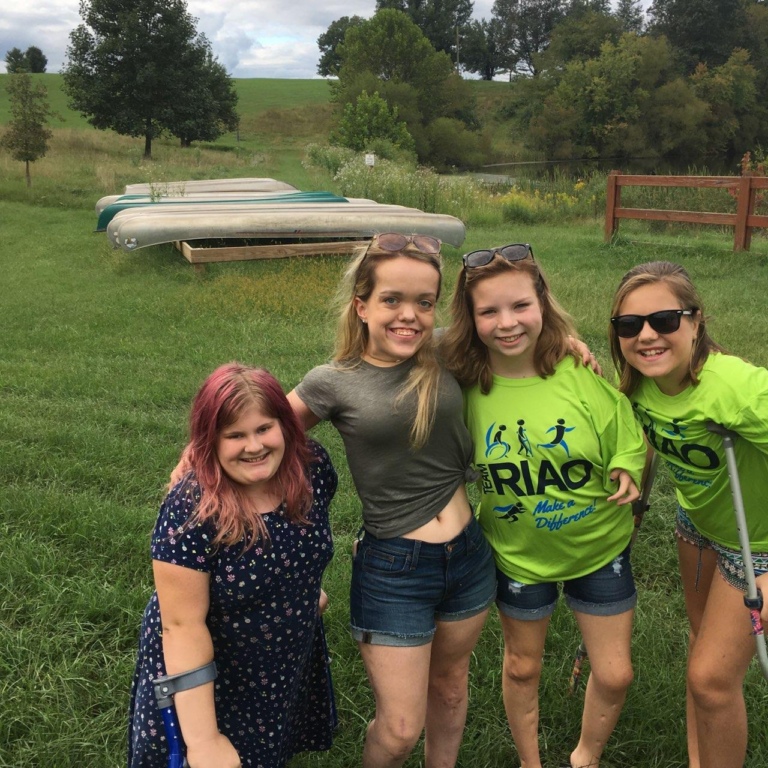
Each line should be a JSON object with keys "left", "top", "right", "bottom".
{"left": 334, "top": 241, "right": 444, "bottom": 449}
{"left": 609, "top": 261, "right": 726, "bottom": 396}
{"left": 442, "top": 255, "right": 578, "bottom": 393}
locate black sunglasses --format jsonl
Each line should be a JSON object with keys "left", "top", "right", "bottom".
{"left": 369, "top": 232, "right": 441, "bottom": 256}
{"left": 610, "top": 309, "right": 697, "bottom": 338}
{"left": 462, "top": 243, "right": 534, "bottom": 268}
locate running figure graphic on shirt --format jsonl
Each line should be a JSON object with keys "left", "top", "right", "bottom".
{"left": 495, "top": 501, "right": 525, "bottom": 522}
{"left": 536, "top": 418, "right": 575, "bottom": 457}
{"left": 663, "top": 418, "right": 688, "bottom": 438}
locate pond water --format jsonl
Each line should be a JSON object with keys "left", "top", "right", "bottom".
{"left": 479, "top": 154, "right": 742, "bottom": 183}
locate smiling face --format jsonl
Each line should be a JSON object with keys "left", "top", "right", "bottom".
{"left": 215, "top": 406, "right": 285, "bottom": 497}
{"left": 616, "top": 282, "right": 700, "bottom": 395}
{"left": 354, "top": 255, "right": 440, "bottom": 366}
{"left": 471, "top": 270, "right": 543, "bottom": 378}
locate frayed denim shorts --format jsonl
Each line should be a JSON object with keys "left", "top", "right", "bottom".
{"left": 349, "top": 515, "right": 496, "bottom": 647}
{"left": 496, "top": 544, "right": 637, "bottom": 621}
{"left": 676, "top": 506, "right": 768, "bottom": 592}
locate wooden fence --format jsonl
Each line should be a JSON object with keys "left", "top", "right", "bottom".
{"left": 604, "top": 171, "right": 768, "bottom": 251}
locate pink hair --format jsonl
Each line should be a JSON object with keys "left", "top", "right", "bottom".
{"left": 170, "top": 363, "right": 313, "bottom": 548}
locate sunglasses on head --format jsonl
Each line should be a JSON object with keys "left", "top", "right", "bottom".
{"left": 462, "top": 243, "right": 534, "bottom": 269}
{"left": 610, "top": 309, "right": 697, "bottom": 338}
{"left": 369, "top": 232, "right": 441, "bottom": 256}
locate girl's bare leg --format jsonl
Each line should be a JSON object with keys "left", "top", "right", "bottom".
{"left": 499, "top": 613, "right": 551, "bottom": 768}
{"left": 424, "top": 610, "right": 489, "bottom": 767}
{"left": 568, "top": 608, "right": 635, "bottom": 768}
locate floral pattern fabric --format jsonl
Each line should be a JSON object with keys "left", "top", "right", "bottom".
{"left": 128, "top": 441, "right": 337, "bottom": 768}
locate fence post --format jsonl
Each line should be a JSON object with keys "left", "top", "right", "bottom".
{"left": 604, "top": 171, "right": 621, "bottom": 242}
{"left": 733, "top": 175, "right": 754, "bottom": 251}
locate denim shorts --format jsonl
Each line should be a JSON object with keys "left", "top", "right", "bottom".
{"left": 349, "top": 515, "right": 496, "bottom": 646}
{"left": 676, "top": 507, "right": 768, "bottom": 592}
{"left": 496, "top": 545, "right": 637, "bottom": 621}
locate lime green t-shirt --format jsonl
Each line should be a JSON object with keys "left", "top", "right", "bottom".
{"left": 464, "top": 357, "right": 646, "bottom": 584}
{"left": 630, "top": 353, "right": 768, "bottom": 550}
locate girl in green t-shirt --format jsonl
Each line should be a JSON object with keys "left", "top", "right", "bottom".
{"left": 610, "top": 261, "right": 768, "bottom": 768}
{"left": 442, "top": 245, "right": 646, "bottom": 768}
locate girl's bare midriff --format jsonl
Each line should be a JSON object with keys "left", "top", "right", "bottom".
{"left": 401, "top": 484, "right": 473, "bottom": 543}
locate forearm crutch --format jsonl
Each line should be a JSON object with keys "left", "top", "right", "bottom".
{"left": 567, "top": 453, "right": 659, "bottom": 695}
{"left": 152, "top": 661, "right": 218, "bottom": 768}
{"left": 706, "top": 422, "right": 768, "bottom": 680}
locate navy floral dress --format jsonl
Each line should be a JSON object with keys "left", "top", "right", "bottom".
{"left": 128, "top": 441, "right": 337, "bottom": 768}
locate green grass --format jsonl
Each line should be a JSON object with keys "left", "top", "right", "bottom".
{"left": 1, "top": 79, "right": 768, "bottom": 768}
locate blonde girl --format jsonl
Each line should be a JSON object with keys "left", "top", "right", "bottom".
{"left": 288, "top": 234, "right": 497, "bottom": 768}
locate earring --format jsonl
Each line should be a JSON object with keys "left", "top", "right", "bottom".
{"left": 362, "top": 318, "right": 368, "bottom": 324}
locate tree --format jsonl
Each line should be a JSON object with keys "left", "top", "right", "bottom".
{"left": 4, "top": 46, "right": 49, "bottom": 73}
{"left": 331, "top": 90, "right": 415, "bottom": 154}
{"left": 648, "top": 0, "right": 749, "bottom": 72}
{"left": 165, "top": 38, "right": 239, "bottom": 147}
{"left": 24, "top": 47, "right": 48, "bottom": 73}
{"left": 317, "top": 16, "right": 365, "bottom": 77}
{"left": 4, "top": 47, "right": 27, "bottom": 73}
{"left": 63, "top": 0, "right": 236, "bottom": 159}
{"left": 614, "top": 0, "right": 644, "bottom": 33}
{"left": 0, "top": 72, "right": 55, "bottom": 186}
{"left": 461, "top": 18, "right": 507, "bottom": 79}
{"left": 538, "top": 8, "right": 623, "bottom": 70}
{"left": 491, "top": 0, "right": 567, "bottom": 76}
{"left": 375, "top": 0, "right": 474, "bottom": 61}
{"left": 333, "top": 9, "right": 477, "bottom": 164}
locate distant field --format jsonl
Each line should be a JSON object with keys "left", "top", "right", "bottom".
{"left": 0, "top": 73, "right": 334, "bottom": 128}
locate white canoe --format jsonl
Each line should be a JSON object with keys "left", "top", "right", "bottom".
{"left": 108, "top": 203, "right": 466, "bottom": 251}
{"left": 122, "top": 178, "right": 297, "bottom": 196}
{"left": 96, "top": 189, "right": 310, "bottom": 214}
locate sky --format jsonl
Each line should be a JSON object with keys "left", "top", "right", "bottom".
{"left": 0, "top": 1, "right": 648, "bottom": 79}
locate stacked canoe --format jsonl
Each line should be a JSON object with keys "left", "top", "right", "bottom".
{"left": 97, "top": 178, "right": 466, "bottom": 253}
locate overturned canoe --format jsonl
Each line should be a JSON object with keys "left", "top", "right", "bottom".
{"left": 108, "top": 202, "right": 466, "bottom": 251}
{"left": 122, "top": 178, "right": 297, "bottom": 196}
{"left": 95, "top": 191, "right": 349, "bottom": 231}
{"left": 95, "top": 190, "right": 318, "bottom": 214}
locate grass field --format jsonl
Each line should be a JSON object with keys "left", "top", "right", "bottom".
{"left": 1, "top": 78, "right": 767, "bottom": 768}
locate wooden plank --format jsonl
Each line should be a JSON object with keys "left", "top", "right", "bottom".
{"left": 734, "top": 176, "right": 752, "bottom": 251}
{"left": 604, "top": 171, "right": 620, "bottom": 242}
{"left": 747, "top": 213, "right": 768, "bottom": 227}
{"left": 615, "top": 175, "right": 739, "bottom": 189}
{"left": 175, "top": 239, "right": 370, "bottom": 264}
{"left": 614, "top": 208, "right": 736, "bottom": 225}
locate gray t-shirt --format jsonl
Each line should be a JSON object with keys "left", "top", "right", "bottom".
{"left": 295, "top": 359, "right": 474, "bottom": 538}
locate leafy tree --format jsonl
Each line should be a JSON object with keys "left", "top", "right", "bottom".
{"left": 317, "top": 16, "right": 365, "bottom": 77}
{"left": 491, "top": 0, "right": 567, "bottom": 76}
{"left": 648, "top": 0, "right": 749, "bottom": 71}
{"left": 376, "top": 0, "right": 474, "bottom": 60}
{"left": 63, "top": 0, "right": 236, "bottom": 159}
{"left": 331, "top": 90, "right": 415, "bottom": 155}
{"left": 24, "top": 47, "right": 48, "bottom": 73}
{"left": 165, "top": 39, "right": 239, "bottom": 147}
{"left": 691, "top": 49, "right": 760, "bottom": 155}
{"left": 527, "top": 33, "right": 708, "bottom": 159}
{"left": 461, "top": 18, "right": 506, "bottom": 79}
{"left": 614, "top": 0, "right": 644, "bottom": 33}
{"left": 0, "top": 72, "right": 55, "bottom": 186}
{"left": 538, "top": 8, "right": 623, "bottom": 70}
{"left": 4, "top": 46, "right": 49, "bottom": 73}
{"left": 333, "top": 9, "right": 477, "bottom": 164}
{"left": 5, "top": 47, "right": 27, "bottom": 73}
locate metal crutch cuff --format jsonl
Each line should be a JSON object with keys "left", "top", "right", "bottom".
{"left": 153, "top": 661, "right": 218, "bottom": 708}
